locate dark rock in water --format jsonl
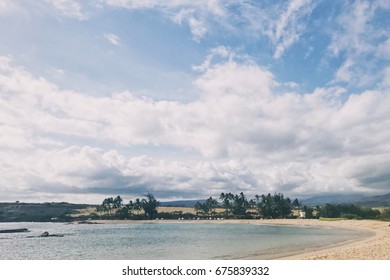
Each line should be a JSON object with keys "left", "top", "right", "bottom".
{"left": 0, "top": 228, "right": 29, "bottom": 233}
{"left": 26, "top": 231, "right": 65, "bottom": 238}
{"left": 78, "top": 221, "right": 100, "bottom": 224}
{"left": 40, "top": 231, "right": 64, "bottom": 237}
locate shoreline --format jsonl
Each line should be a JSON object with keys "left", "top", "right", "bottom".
{"left": 90, "top": 218, "right": 390, "bottom": 260}
{"left": 248, "top": 219, "right": 389, "bottom": 260}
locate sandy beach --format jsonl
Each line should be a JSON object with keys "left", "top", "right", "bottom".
{"left": 93, "top": 218, "right": 390, "bottom": 260}
{"left": 230, "top": 218, "right": 390, "bottom": 260}
{"left": 255, "top": 219, "right": 390, "bottom": 260}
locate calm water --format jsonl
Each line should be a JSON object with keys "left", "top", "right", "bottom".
{"left": 0, "top": 222, "right": 370, "bottom": 260}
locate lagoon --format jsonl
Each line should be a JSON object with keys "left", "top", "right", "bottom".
{"left": 0, "top": 221, "right": 369, "bottom": 259}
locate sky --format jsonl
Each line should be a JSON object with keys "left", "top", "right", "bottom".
{"left": 0, "top": 0, "right": 389, "bottom": 203}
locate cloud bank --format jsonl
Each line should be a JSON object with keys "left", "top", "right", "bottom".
{"left": 1, "top": 50, "right": 389, "bottom": 202}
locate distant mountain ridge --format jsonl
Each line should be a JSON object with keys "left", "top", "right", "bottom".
{"left": 356, "top": 193, "right": 390, "bottom": 207}
{"left": 301, "top": 194, "right": 366, "bottom": 205}
{"left": 301, "top": 193, "right": 390, "bottom": 207}
{"left": 161, "top": 193, "right": 390, "bottom": 208}
{"left": 160, "top": 200, "right": 204, "bottom": 207}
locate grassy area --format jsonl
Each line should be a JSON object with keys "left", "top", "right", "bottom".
{"left": 71, "top": 206, "right": 224, "bottom": 218}
{"left": 159, "top": 206, "right": 225, "bottom": 215}
{"left": 373, "top": 207, "right": 386, "bottom": 213}
{"left": 319, "top": 217, "right": 347, "bottom": 221}
{"left": 68, "top": 206, "right": 98, "bottom": 217}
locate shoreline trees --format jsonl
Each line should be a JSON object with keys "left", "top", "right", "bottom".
{"left": 95, "top": 192, "right": 384, "bottom": 221}
{"left": 194, "top": 192, "right": 294, "bottom": 219}
{"left": 194, "top": 197, "right": 218, "bottom": 217}
{"left": 141, "top": 193, "right": 160, "bottom": 219}
{"left": 255, "top": 193, "right": 292, "bottom": 219}
{"left": 97, "top": 193, "right": 161, "bottom": 220}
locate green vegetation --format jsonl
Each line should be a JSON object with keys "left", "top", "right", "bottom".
{"left": 96, "top": 193, "right": 161, "bottom": 220}
{"left": 194, "top": 192, "right": 294, "bottom": 219}
{"left": 380, "top": 208, "right": 390, "bottom": 220}
{"left": 193, "top": 193, "right": 384, "bottom": 220}
{"left": 95, "top": 192, "right": 297, "bottom": 220}
{"left": 1, "top": 193, "right": 387, "bottom": 222}
{"left": 141, "top": 193, "right": 160, "bottom": 219}
{"left": 0, "top": 202, "right": 91, "bottom": 222}
{"left": 194, "top": 197, "right": 219, "bottom": 217}
{"left": 73, "top": 194, "right": 390, "bottom": 221}
{"left": 255, "top": 193, "right": 292, "bottom": 219}
{"left": 318, "top": 203, "right": 381, "bottom": 219}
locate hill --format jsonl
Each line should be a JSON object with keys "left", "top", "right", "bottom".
{"left": 356, "top": 193, "right": 390, "bottom": 207}
{"left": 0, "top": 202, "right": 92, "bottom": 222}
{"left": 301, "top": 193, "right": 390, "bottom": 207}
{"left": 160, "top": 199, "right": 204, "bottom": 207}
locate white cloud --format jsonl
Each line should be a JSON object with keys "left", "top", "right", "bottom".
{"left": 188, "top": 17, "right": 207, "bottom": 41}
{"left": 45, "top": 0, "right": 87, "bottom": 20}
{"left": 103, "top": 0, "right": 227, "bottom": 41}
{"left": 270, "top": 0, "right": 313, "bottom": 59}
{"left": 36, "top": 0, "right": 314, "bottom": 53}
{"left": 103, "top": 33, "right": 121, "bottom": 46}
{"left": 0, "top": 0, "right": 19, "bottom": 13}
{"left": 0, "top": 125, "right": 33, "bottom": 149}
{"left": 329, "top": 0, "right": 390, "bottom": 87}
{"left": 334, "top": 58, "right": 354, "bottom": 83}
{"left": 377, "top": 37, "right": 390, "bottom": 59}
{"left": 0, "top": 144, "right": 262, "bottom": 202}
{"left": 192, "top": 46, "right": 232, "bottom": 72}
{"left": 1, "top": 55, "right": 390, "bottom": 202}
{"left": 329, "top": 0, "right": 375, "bottom": 56}
{"left": 104, "top": 0, "right": 225, "bottom": 16}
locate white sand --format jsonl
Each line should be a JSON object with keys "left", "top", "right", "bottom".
{"left": 249, "top": 219, "right": 390, "bottom": 260}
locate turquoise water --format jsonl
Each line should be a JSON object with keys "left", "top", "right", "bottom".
{"left": 0, "top": 222, "right": 370, "bottom": 260}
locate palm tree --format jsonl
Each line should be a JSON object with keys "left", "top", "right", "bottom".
{"left": 248, "top": 198, "right": 256, "bottom": 214}
{"left": 194, "top": 201, "right": 204, "bottom": 216}
{"left": 194, "top": 198, "right": 218, "bottom": 217}
{"left": 257, "top": 193, "right": 273, "bottom": 218}
{"left": 232, "top": 192, "right": 249, "bottom": 217}
{"left": 113, "top": 195, "right": 123, "bottom": 214}
{"left": 292, "top": 198, "right": 301, "bottom": 210}
{"left": 116, "top": 205, "right": 130, "bottom": 219}
{"left": 95, "top": 204, "right": 105, "bottom": 216}
{"left": 127, "top": 200, "right": 134, "bottom": 216}
{"left": 141, "top": 193, "right": 160, "bottom": 219}
{"left": 102, "top": 197, "right": 114, "bottom": 217}
{"left": 257, "top": 193, "right": 292, "bottom": 219}
{"left": 134, "top": 198, "right": 142, "bottom": 215}
{"left": 205, "top": 197, "right": 218, "bottom": 217}
{"left": 220, "top": 192, "right": 234, "bottom": 218}
{"left": 113, "top": 195, "right": 123, "bottom": 208}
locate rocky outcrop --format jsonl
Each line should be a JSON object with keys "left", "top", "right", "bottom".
{"left": 0, "top": 228, "right": 29, "bottom": 233}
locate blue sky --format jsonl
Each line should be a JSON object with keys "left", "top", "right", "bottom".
{"left": 0, "top": 0, "right": 389, "bottom": 203}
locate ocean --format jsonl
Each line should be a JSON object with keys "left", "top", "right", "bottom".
{"left": 0, "top": 221, "right": 370, "bottom": 260}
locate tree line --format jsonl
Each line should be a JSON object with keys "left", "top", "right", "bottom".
{"left": 195, "top": 192, "right": 296, "bottom": 219}
{"left": 96, "top": 193, "right": 160, "bottom": 219}
{"left": 194, "top": 196, "right": 389, "bottom": 220}
{"left": 94, "top": 192, "right": 389, "bottom": 220}
{"left": 316, "top": 203, "right": 381, "bottom": 219}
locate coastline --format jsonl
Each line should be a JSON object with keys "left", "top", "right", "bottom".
{"left": 91, "top": 218, "right": 390, "bottom": 260}
{"left": 249, "top": 219, "right": 390, "bottom": 260}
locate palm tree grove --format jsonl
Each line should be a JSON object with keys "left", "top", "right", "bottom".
{"left": 95, "top": 192, "right": 385, "bottom": 221}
